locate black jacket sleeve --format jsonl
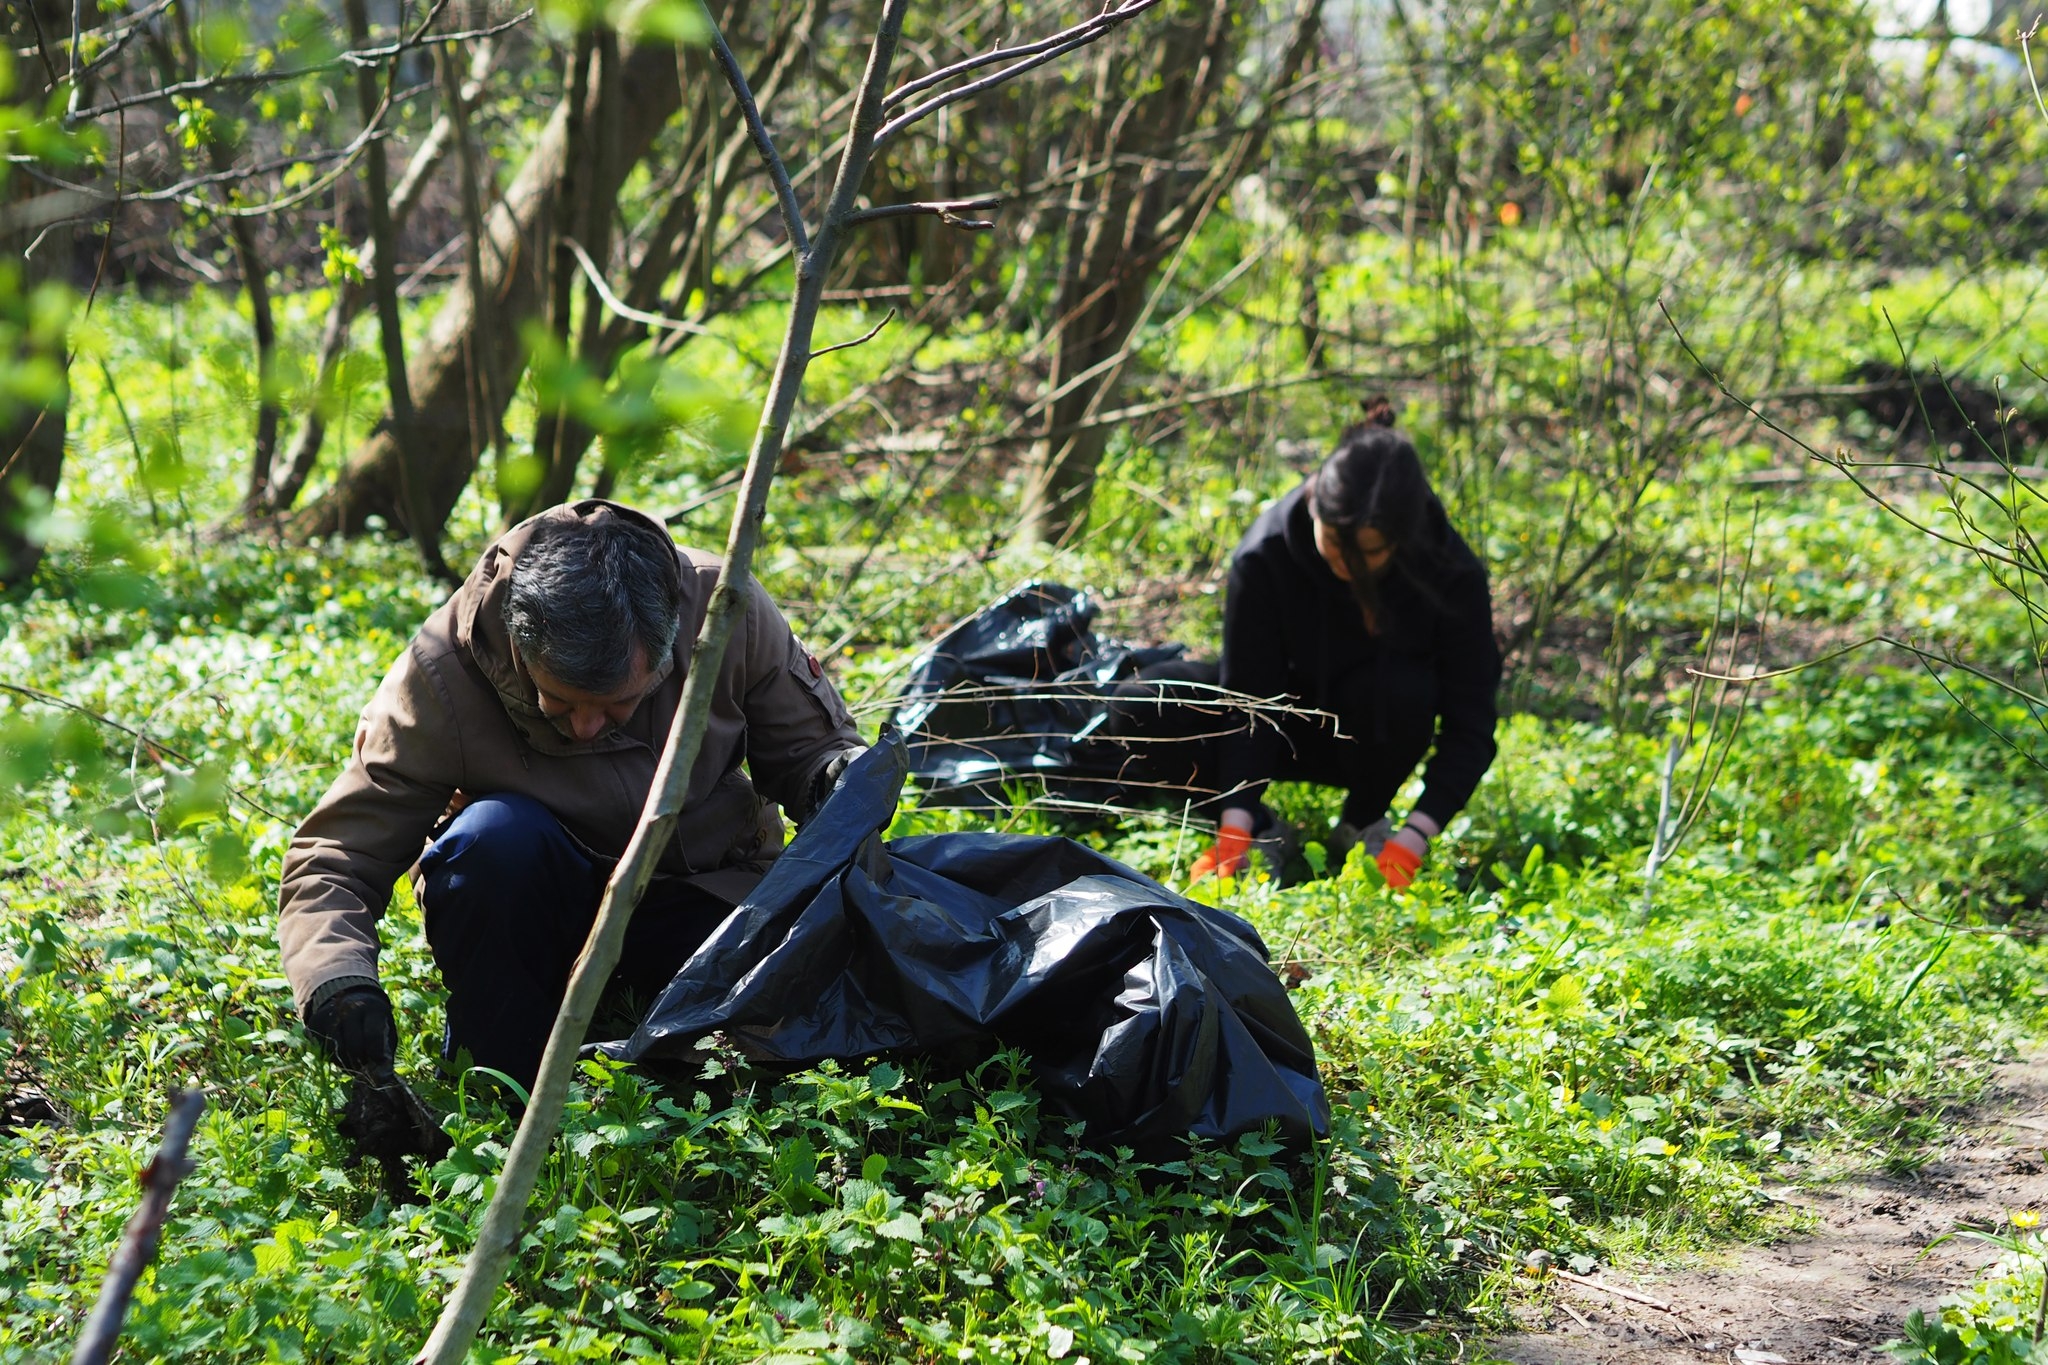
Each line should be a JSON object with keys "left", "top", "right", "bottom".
{"left": 1216, "top": 552, "right": 1294, "bottom": 811}
{"left": 1411, "top": 566, "right": 1501, "bottom": 828}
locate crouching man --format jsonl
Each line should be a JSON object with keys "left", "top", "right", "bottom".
{"left": 278, "top": 500, "right": 864, "bottom": 1090}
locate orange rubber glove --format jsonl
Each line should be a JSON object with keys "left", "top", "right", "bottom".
{"left": 1191, "top": 825, "right": 1252, "bottom": 881}
{"left": 1376, "top": 839, "right": 1424, "bottom": 888}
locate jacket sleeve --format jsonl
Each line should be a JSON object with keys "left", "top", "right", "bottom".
{"left": 736, "top": 579, "right": 863, "bottom": 819}
{"left": 1412, "top": 569, "right": 1502, "bottom": 829}
{"left": 1216, "top": 552, "right": 1294, "bottom": 812}
{"left": 276, "top": 639, "right": 464, "bottom": 1016}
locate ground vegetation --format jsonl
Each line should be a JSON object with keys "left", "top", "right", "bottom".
{"left": 4, "top": 0, "right": 2048, "bottom": 1360}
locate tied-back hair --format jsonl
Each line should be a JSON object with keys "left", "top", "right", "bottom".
{"left": 504, "top": 507, "right": 684, "bottom": 694}
{"left": 1308, "top": 396, "right": 1456, "bottom": 629}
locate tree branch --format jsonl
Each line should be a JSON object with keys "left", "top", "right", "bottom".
{"left": 562, "top": 234, "right": 722, "bottom": 340}
{"left": 700, "top": 7, "right": 808, "bottom": 254}
{"left": 408, "top": 1, "right": 1160, "bottom": 1355}
{"left": 65, "top": 8, "right": 528, "bottom": 121}
{"left": 0, "top": 681, "right": 285, "bottom": 821}
{"left": 68, "top": 1089, "right": 206, "bottom": 1365}
{"left": 875, "top": 0, "right": 1169, "bottom": 146}
{"left": 880, "top": 0, "right": 1162, "bottom": 114}
{"left": 809, "top": 306, "right": 896, "bottom": 358}
{"left": 845, "top": 195, "right": 1000, "bottom": 230}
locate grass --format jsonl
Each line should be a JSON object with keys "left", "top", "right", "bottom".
{"left": 2, "top": 287, "right": 2046, "bottom": 1362}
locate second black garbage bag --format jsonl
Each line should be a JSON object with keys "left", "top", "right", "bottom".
{"left": 891, "top": 581, "right": 1230, "bottom": 810}
{"left": 605, "top": 733, "right": 1329, "bottom": 1149}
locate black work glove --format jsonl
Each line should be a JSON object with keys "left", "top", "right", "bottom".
{"left": 305, "top": 984, "right": 399, "bottom": 1074}
{"left": 337, "top": 1069, "right": 453, "bottom": 1199}
{"left": 801, "top": 746, "right": 866, "bottom": 824}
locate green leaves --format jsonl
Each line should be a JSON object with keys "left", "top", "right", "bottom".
{"left": 525, "top": 328, "right": 755, "bottom": 482}
{"left": 538, "top": 0, "right": 710, "bottom": 44}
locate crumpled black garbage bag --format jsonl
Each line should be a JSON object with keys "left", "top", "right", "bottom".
{"left": 892, "top": 582, "right": 1225, "bottom": 809}
{"left": 603, "top": 733, "right": 1329, "bottom": 1149}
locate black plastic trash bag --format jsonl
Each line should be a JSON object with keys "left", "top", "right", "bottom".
{"left": 892, "top": 582, "right": 1227, "bottom": 810}
{"left": 603, "top": 733, "right": 1329, "bottom": 1149}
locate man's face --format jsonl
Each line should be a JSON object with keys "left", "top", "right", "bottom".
{"left": 524, "top": 643, "right": 661, "bottom": 743}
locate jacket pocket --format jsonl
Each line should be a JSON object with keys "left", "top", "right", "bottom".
{"left": 787, "top": 637, "right": 854, "bottom": 728}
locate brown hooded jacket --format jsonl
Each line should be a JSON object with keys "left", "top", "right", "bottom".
{"left": 276, "top": 500, "right": 862, "bottom": 1018}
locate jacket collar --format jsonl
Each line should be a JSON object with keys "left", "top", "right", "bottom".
{"left": 452, "top": 499, "right": 685, "bottom": 756}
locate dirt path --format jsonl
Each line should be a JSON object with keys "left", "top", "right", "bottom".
{"left": 1489, "top": 1052, "right": 2048, "bottom": 1364}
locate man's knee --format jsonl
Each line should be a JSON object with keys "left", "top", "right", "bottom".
{"left": 419, "top": 793, "right": 593, "bottom": 904}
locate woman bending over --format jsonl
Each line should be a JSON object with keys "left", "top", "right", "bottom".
{"left": 1193, "top": 402, "right": 1502, "bottom": 886}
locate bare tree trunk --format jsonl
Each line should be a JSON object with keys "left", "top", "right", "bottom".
{"left": 222, "top": 167, "right": 281, "bottom": 511}
{"left": 1016, "top": 0, "right": 1320, "bottom": 545}
{"left": 435, "top": 39, "right": 506, "bottom": 495}
{"left": 266, "top": 39, "right": 498, "bottom": 514}
{"left": 289, "top": 36, "right": 690, "bottom": 541}
{"left": 0, "top": 340, "right": 66, "bottom": 591}
{"left": 340, "top": 0, "right": 455, "bottom": 580}
{"left": 518, "top": 26, "right": 597, "bottom": 524}
{"left": 0, "top": 3, "right": 73, "bottom": 591}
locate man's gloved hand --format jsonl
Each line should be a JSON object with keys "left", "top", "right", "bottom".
{"left": 1376, "top": 825, "right": 1430, "bottom": 889}
{"left": 1191, "top": 824, "right": 1253, "bottom": 881}
{"left": 305, "top": 984, "right": 398, "bottom": 1073}
{"left": 801, "top": 745, "right": 867, "bottom": 823}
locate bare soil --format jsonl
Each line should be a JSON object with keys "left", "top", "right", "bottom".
{"left": 1489, "top": 1051, "right": 2048, "bottom": 1364}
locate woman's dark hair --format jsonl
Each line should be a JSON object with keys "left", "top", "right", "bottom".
{"left": 1308, "top": 396, "right": 1452, "bottom": 626}
{"left": 504, "top": 507, "right": 684, "bottom": 693}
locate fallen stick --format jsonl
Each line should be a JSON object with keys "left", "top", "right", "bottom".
{"left": 1555, "top": 1269, "right": 1674, "bottom": 1312}
{"left": 70, "top": 1088, "right": 207, "bottom": 1365}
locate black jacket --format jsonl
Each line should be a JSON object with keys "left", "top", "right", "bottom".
{"left": 1217, "top": 482, "right": 1501, "bottom": 827}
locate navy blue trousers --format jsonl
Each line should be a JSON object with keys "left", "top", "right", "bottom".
{"left": 416, "top": 794, "right": 747, "bottom": 1089}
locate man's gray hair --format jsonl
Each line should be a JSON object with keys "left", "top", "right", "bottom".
{"left": 503, "top": 508, "right": 684, "bottom": 693}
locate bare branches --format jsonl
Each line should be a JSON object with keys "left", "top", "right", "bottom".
{"left": 846, "top": 195, "right": 1001, "bottom": 230}
{"left": 27, "top": 137, "right": 386, "bottom": 208}
{"left": 65, "top": 9, "right": 531, "bottom": 122}
{"left": 69, "top": 1089, "right": 206, "bottom": 1365}
{"left": 562, "top": 235, "right": 722, "bottom": 341}
{"left": 809, "top": 307, "right": 896, "bottom": 359}
{"left": 875, "top": 0, "right": 1170, "bottom": 145}
{"left": 702, "top": 12, "right": 808, "bottom": 255}
{"left": 0, "top": 682, "right": 286, "bottom": 821}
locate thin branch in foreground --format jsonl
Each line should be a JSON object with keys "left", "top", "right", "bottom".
{"left": 69, "top": 1089, "right": 206, "bottom": 1365}
{"left": 0, "top": 681, "right": 286, "bottom": 821}
{"left": 32, "top": 139, "right": 380, "bottom": 207}
{"left": 1688, "top": 632, "right": 2048, "bottom": 715}
{"left": 562, "top": 236, "right": 720, "bottom": 339}
{"left": 810, "top": 307, "right": 896, "bottom": 359}
{"left": 409, "top": 0, "right": 1161, "bottom": 1356}
{"left": 846, "top": 195, "right": 1002, "bottom": 230}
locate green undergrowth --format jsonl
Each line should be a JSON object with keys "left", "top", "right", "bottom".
{"left": 4, "top": 286, "right": 2047, "bottom": 1360}
{"left": 1894, "top": 1221, "right": 2048, "bottom": 1363}
{"left": 4, "top": 521, "right": 2046, "bottom": 1362}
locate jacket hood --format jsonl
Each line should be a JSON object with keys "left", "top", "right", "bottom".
{"left": 1279, "top": 484, "right": 1336, "bottom": 584}
{"left": 452, "top": 499, "right": 684, "bottom": 754}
